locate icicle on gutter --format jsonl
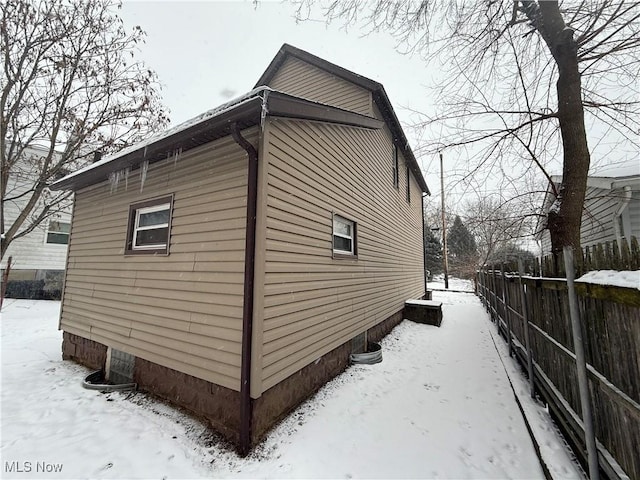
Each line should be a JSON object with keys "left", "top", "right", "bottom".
{"left": 140, "top": 159, "right": 149, "bottom": 192}
{"left": 260, "top": 90, "right": 270, "bottom": 131}
{"left": 108, "top": 168, "right": 132, "bottom": 194}
{"left": 124, "top": 167, "right": 130, "bottom": 191}
{"left": 108, "top": 170, "right": 121, "bottom": 193}
{"left": 165, "top": 148, "right": 182, "bottom": 168}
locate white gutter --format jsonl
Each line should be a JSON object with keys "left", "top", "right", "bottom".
{"left": 613, "top": 185, "right": 632, "bottom": 246}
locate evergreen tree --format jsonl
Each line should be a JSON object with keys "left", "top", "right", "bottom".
{"left": 424, "top": 226, "right": 442, "bottom": 277}
{"left": 448, "top": 216, "right": 477, "bottom": 259}
{"left": 487, "top": 244, "right": 536, "bottom": 271}
{"left": 447, "top": 216, "right": 478, "bottom": 279}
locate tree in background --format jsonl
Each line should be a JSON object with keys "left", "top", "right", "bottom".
{"left": 424, "top": 224, "right": 442, "bottom": 278}
{"left": 464, "top": 196, "right": 536, "bottom": 267}
{"left": 294, "top": 0, "right": 640, "bottom": 257}
{"left": 447, "top": 215, "right": 477, "bottom": 278}
{"left": 1, "top": 0, "right": 169, "bottom": 261}
{"left": 486, "top": 243, "right": 536, "bottom": 270}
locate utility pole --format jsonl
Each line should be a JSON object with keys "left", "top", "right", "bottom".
{"left": 440, "top": 152, "right": 449, "bottom": 289}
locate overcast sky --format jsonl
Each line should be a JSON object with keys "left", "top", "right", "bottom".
{"left": 118, "top": 1, "right": 638, "bottom": 220}
{"left": 118, "top": 1, "right": 447, "bottom": 192}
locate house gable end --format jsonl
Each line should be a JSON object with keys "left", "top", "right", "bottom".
{"left": 256, "top": 44, "right": 430, "bottom": 195}
{"left": 264, "top": 56, "right": 373, "bottom": 117}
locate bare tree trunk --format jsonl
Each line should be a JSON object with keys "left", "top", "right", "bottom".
{"left": 1, "top": 256, "right": 12, "bottom": 309}
{"left": 525, "top": 1, "right": 590, "bottom": 256}
{"left": 548, "top": 60, "right": 590, "bottom": 256}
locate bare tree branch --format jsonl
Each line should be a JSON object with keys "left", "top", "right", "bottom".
{"left": 1, "top": 0, "right": 169, "bottom": 260}
{"left": 293, "top": 0, "right": 639, "bottom": 255}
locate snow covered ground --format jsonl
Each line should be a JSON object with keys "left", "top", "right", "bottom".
{"left": 428, "top": 275, "right": 475, "bottom": 292}
{"left": 1, "top": 287, "right": 583, "bottom": 479}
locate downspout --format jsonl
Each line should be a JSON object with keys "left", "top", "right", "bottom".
{"left": 421, "top": 193, "right": 427, "bottom": 297}
{"left": 231, "top": 121, "right": 259, "bottom": 456}
{"left": 613, "top": 185, "right": 632, "bottom": 247}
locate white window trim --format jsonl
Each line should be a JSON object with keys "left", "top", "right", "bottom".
{"left": 333, "top": 214, "right": 356, "bottom": 256}
{"left": 132, "top": 202, "right": 170, "bottom": 250}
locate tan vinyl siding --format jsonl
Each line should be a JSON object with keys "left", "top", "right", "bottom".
{"left": 258, "top": 118, "right": 424, "bottom": 392}
{"left": 267, "top": 57, "right": 372, "bottom": 116}
{"left": 60, "top": 129, "right": 258, "bottom": 391}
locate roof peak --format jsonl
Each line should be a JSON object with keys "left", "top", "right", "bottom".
{"left": 255, "top": 43, "right": 429, "bottom": 194}
{"left": 254, "top": 43, "right": 382, "bottom": 92}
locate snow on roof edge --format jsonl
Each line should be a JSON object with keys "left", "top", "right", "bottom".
{"left": 53, "top": 86, "right": 272, "bottom": 186}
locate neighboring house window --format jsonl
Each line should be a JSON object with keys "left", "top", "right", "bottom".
{"left": 125, "top": 195, "right": 173, "bottom": 255}
{"left": 406, "top": 165, "right": 411, "bottom": 203}
{"left": 333, "top": 214, "right": 357, "bottom": 256}
{"left": 46, "top": 221, "right": 70, "bottom": 245}
{"left": 392, "top": 146, "right": 399, "bottom": 189}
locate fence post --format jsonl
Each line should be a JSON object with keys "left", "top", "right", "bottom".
{"left": 517, "top": 258, "right": 535, "bottom": 399}
{"left": 0, "top": 256, "right": 12, "bottom": 310}
{"left": 563, "top": 246, "right": 600, "bottom": 480}
{"left": 492, "top": 268, "right": 499, "bottom": 331}
{"left": 483, "top": 270, "right": 488, "bottom": 309}
{"left": 501, "top": 264, "right": 513, "bottom": 357}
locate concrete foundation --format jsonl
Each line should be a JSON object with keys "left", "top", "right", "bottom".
{"left": 61, "top": 308, "right": 405, "bottom": 452}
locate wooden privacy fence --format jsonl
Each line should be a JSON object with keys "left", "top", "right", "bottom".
{"left": 540, "top": 237, "right": 640, "bottom": 277}
{"left": 477, "top": 267, "right": 640, "bottom": 480}
{"left": 492, "top": 237, "right": 640, "bottom": 278}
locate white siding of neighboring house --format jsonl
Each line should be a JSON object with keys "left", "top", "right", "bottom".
{"left": 627, "top": 191, "right": 640, "bottom": 240}
{"left": 580, "top": 185, "right": 619, "bottom": 247}
{"left": 1, "top": 150, "right": 71, "bottom": 275}
{"left": 540, "top": 183, "right": 640, "bottom": 256}
{"left": 540, "top": 229, "right": 551, "bottom": 258}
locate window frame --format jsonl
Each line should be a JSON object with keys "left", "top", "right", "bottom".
{"left": 332, "top": 213, "right": 358, "bottom": 259}
{"left": 406, "top": 165, "right": 411, "bottom": 203}
{"left": 125, "top": 194, "right": 174, "bottom": 255}
{"left": 45, "top": 220, "right": 71, "bottom": 245}
{"left": 392, "top": 145, "right": 399, "bottom": 189}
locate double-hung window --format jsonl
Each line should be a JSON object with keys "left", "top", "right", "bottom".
{"left": 126, "top": 195, "right": 173, "bottom": 255}
{"left": 333, "top": 214, "right": 357, "bottom": 257}
{"left": 46, "top": 221, "right": 70, "bottom": 245}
